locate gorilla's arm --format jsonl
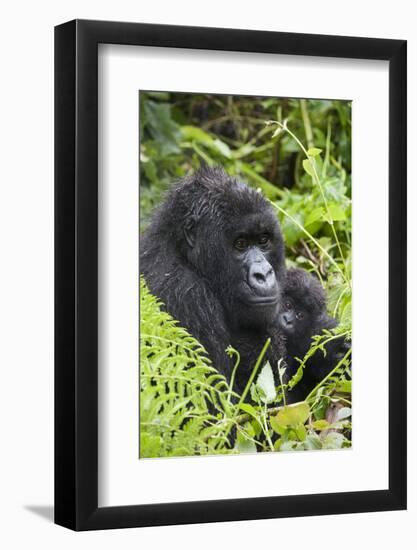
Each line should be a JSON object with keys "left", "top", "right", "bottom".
{"left": 304, "top": 315, "right": 350, "bottom": 384}
{"left": 141, "top": 235, "right": 232, "bottom": 374}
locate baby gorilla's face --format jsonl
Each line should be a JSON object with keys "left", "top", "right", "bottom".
{"left": 279, "top": 297, "right": 311, "bottom": 337}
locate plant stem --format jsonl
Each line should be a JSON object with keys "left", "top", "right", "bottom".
{"left": 300, "top": 99, "right": 314, "bottom": 149}
{"left": 218, "top": 338, "right": 271, "bottom": 450}
{"left": 322, "top": 118, "right": 332, "bottom": 178}
{"left": 237, "top": 338, "right": 271, "bottom": 409}
{"left": 227, "top": 348, "right": 241, "bottom": 404}
{"left": 277, "top": 358, "right": 287, "bottom": 407}
{"left": 305, "top": 347, "right": 352, "bottom": 404}
{"left": 333, "top": 285, "right": 350, "bottom": 318}
{"left": 310, "top": 158, "right": 347, "bottom": 271}
{"left": 262, "top": 402, "right": 275, "bottom": 451}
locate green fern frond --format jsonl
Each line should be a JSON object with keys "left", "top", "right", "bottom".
{"left": 140, "top": 277, "right": 236, "bottom": 458}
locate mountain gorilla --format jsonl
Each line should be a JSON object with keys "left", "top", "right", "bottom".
{"left": 140, "top": 166, "right": 286, "bottom": 394}
{"left": 278, "top": 268, "right": 349, "bottom": 401}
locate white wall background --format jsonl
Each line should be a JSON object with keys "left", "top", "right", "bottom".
{"left": 0, "top": 1, "right": 414, "bottom": 548}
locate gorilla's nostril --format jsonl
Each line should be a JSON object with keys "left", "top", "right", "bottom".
{"left": 254, "top": 272, "right": 266, "bottom": 283}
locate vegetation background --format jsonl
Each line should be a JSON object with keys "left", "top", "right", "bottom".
{"left": 139, "top": 92, "right": 352, "bottom": 458}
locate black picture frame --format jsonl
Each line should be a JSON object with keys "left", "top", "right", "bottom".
{"left": 55, "top": 19, "right": 407, "bottom": 531}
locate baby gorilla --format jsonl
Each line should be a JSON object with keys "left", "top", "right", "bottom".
{"left": 279, "top": 268, "right": 348, "bottom": 403}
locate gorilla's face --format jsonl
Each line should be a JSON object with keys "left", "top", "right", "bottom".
{"left": 226, "top": 213, "right": 283, "bottom": 327}
{"left": 184, "top": 200, "right": 285, "bottom": 330}
{"left": 278, "top": 268, "right": 327, "bottom": 340}
{"left": 279, "top": 297, "right": 312, "bottom": 338}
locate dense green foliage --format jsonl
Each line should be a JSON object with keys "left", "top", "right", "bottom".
{"left": 139, "top": 93, "right": 352, "bottom": 458}
{"left": 140, "top": 278, "right": 235, "bottom": 457}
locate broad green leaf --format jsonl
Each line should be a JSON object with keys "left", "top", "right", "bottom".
{"left": 303, "top": 433, "right": 322, "bottom": 450}
{"left": 305, "top": 207, "right": 325, "bottom": 226}
{"left": 280, "top": 212, "right": 305, "bottom": 246}
{"left": 287, "top": 362, "right": 304, "bottom": 390}
{"left": 232, "top": 143, "right": 256, "bottom": 159}
{"left": 340, "top": 301, "right": 352, "bottom": 325}
{"left": 310, "top": 397, "right": 327, "bottom": 420}
{"left": 250, "top": 382, "right": 261, "bottom": 403}
{"left": 140, "top": 433, "right": 162, "bottom": 458}
{"left": 181, "top": 126, "right": 231, "bottom": 158}
{"left": 274, "top": 438, "right": 283, "bottom": 451}
{"left": 287, "top": 429, "right": 298, "bottom": 441}
{"left": 213, "top": 138, "right": 232, "bottom": 158}
{"left": 145, "top": 91, "right": 170, "bottom": 100}
{"left": 322, "top": 432, "right": 345, "bottom": 449}
{"left": 336, "top": 380, "right": 352, "bottom": 393}
{"left": 239, "top": 403, "right": 259, "bottom": 419}
{"left": 328, "top": 421, "right": 348, "bottom": 430}
{"left": 307, "top": 147, "right": 322, "bottom": 157}
{"left": 244, "top": 421, "right": 256, "bottom": 438}
{"left": 237, "top": 438, "right": 257, "bottom": 453}
{"left": 239, "top": 403, "right": 263, "bottom": 434}
{"left": 236, "top": 431, "right": 257, "bottom": 454}
{"left": 327, "top": 203, "right": 347, "bottom": 222}
{"left": 302, "top": 158, "right": 315, "bottom": 177}
{"left": 256, "top": 361, "right": 276, "bottom": 404}
{"left": 143, "top": 101, "right": 181, "bottom": 155}
{"left": 336, "top": 407, "right": 352, "bottom": 421}
{"left": 311, "top": 419, "right": 330, "bottom": 431}
{"left": 275, "top": 401, "right": 310, "bottom": 428}
{"left": 181, "top": 125, "right": 214, "bottom": 145}
{"left": 270, "top": 415, "right": 286, "bottom": 435}
{"left": 295, "top": 424, "right": 307, "bottom": 441}
{"left": 279, "top": 440, "right": 298, "bottom": 452}
{"left": 251, "top": 419, "right": 262, "bottom": 437}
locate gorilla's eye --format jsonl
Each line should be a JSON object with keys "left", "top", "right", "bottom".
{"left": 296, "top": 311, "right": 304, "bottom": 320}
{"left": 258, "top": 234, "right": 270, "bottom": 246}
{"left": 285, "top": 301, "right": 293, "bottom": 310}
{"left": 234, "top": 237, "right": 249, "bottom": 251}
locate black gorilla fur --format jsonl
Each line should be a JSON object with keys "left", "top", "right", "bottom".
{"left": 140, "top": 166, "right": 287, "bottom": 394}
{"left": 278, "top": 268, "right": 348, "bottom": 402}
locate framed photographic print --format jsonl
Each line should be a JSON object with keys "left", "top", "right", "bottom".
{"left": 55, "top": 20, "right": 407, "bottom": 530}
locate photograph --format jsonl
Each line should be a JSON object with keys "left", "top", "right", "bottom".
{"left": 139, "top": 92, "right": 352, "bottom": 458}
{"left": 0, "top": 0, "right": 410, "bottom": 542}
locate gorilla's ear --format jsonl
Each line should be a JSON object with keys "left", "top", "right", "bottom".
{"left": 183, "top": 217, "right": 196, "bottom": 248}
